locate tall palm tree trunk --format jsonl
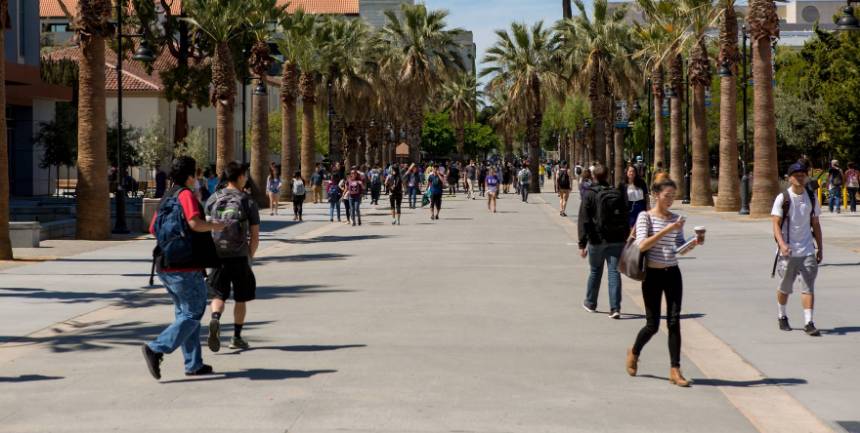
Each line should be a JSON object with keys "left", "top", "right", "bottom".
{"left": 749, "top": 0, "right": 780, "bottom": 216}
{"left": 76, "top": 16, "right": 110, "bottom": 240}
{"left": 652, "top": 68, "right": 665, "bottom": 170}
{"left": 300, "top": 72, "right": 316, "bottom": 182}
{"left": 0, "top": 0, "right": 12, "bottom": 259}
{"left": 614, "top": 128, "right": 624, "bottom": 185}
{"left": 213, "top": 43, "right": 236, "bottom": 174}
{"left": 455, "top": 123, "right": 465, "bottom": 158}
{"left": 528, "top": 110, "right": 543, "bottom": 193}
{"left": 280, "top": 62, "right": 298, "bottom": 201}
{"left": 174, "top": 102, "right": 189, "bottom": 144}
{"left": 250, "top": 79, "right": 269, "bottom": 208}
{"left": 504, "top": 130, "right": 513, "bottom": 162}
{"left": 669, "top": 54, "right": 684, "bottom": 191}
{"left": 716, "top": 3, "right": 740, "bottom": 211}
{"left": 690, "top": 84, "right": 713, "bottom": 205}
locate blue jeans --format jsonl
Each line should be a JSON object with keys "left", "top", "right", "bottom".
{"left": 349, "top": 196, "right": 362, "bottom": 224}
{"left": 584, "top": 242, "right": 624, "bottom": 312}
{"left": 148, "top": 271, "right": 208, "bottom": 373}
{"left": 329, "top": 200, "right": 341, "bottom": 220}
{"left": 520, "top": 183, "right": 529, "bottom": 202}
{"left": 408, "top": 186, "right": 419, "bottom": 208}
{"left": 829, "top": 187, "right": 842, "bottom": 212}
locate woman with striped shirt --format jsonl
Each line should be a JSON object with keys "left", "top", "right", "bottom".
{"left": 625, "top": 178, "right": 698, "bottom": 387}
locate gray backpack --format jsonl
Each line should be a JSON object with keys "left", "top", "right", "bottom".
{"left": 208, "top": 190, "right": 248, "bottom": 257}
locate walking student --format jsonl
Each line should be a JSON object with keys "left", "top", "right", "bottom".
{"left": 406, "top": 165, "right": 421, "bottom": 209}
{"left": 465, "top": 160, "right": 477, "bottom": 200}
{"left": 621, "top": 166, "right": 649, "bottom": 227}
{"left": 577, "top": 166, "right": 629, "bottom": 319}
{"left": 386, "top": 166, "right": 404, "bottom": 225}
{"left": 205, "top": 162, "right": 261, "bottom": 352}
{"left": 347, "top": 169, "right": 365, "bottom": 226}
{"left": 143, "top": 156, "right": 226, "bottom": 380}
{"left": 518, "top": 164, "right": 532, "bottom": 203}
{"left": 556, "top": 162, "right": 572, "bottom": 217}
{"left": 291, "top": 171, "right": 307, "bottom": 221}
{"left": 310, "top": 164, "right": 324, "bottom": 204}
{"left": 827, "top": 160, "right": 844, "bottom": 213}
{"left": 626, "top": 178, "right": 699, "bottom": 387}
{"left": 369, "top": 165, "right": 383, "bottom": 205}
{"left": 772, "top": 162, "right": 824, "bottom": 337}
{"left": 428, "top": 165, "right": 444, "bottom": 220}
{"left": 846, "top": 162, "right": 859, "bottom": 213}
{"left": 327, "top": 178, "right": 342, "bottom": 222}
{"left": 478, "top": 163, "right": 488, "bottom": 197}
{"left": 266, "top": 165, "right": 281, "bottom": 216}
{"left": 486, "top": 167, "right": 500, "bottom": 213}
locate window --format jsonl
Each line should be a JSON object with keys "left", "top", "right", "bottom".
{"left": 49, "top": 23, "right": 70, "bottom": 33}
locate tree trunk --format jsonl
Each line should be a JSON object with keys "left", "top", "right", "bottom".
{"left": 750, "top": 34, "right": 779, "bottom": 216}
{"left": 715, "top": 72, "right": 740, "bottom": 211}
{"left": 504, "top": 130, "right": 513, "bottom": 162}
{"left": 250, "top": 79, "right": 269, "bottom": 208}
{"left": 528, "top": 112, "right": 542, "bottom": 193}
{"left": 614, "top": 128, "right": 624, "bottom": 186}
{"left": 213, "top": 43, "right": 236, "bottom": 174}
{"left": 76, "top": 27, "right": 110, "bottom": 240}
{"left": 691, "top": 84, "right": 713, "bottom": 206}
{"left": 669, "top": 54, "right": 684, "bottom": 194}
{"left": 280, "top": 62, "right": 298, "bottom": 201}
{"left": 0, "top": 0, "right": 12, "bottom": 259}
{"left": 652, "top": 68, "right": 665, "bottom": 171}
{"left": 563, "top": 0, "right": 572, "bottom": 19}
{"left": 174, "top": 102, "right": 188, "bottom": 144}
{"left": 300, "top": 72, "right": 316, "bottom": 182}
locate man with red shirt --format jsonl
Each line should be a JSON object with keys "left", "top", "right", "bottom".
{"left": 142, "top": 156, "right": 226, "bottom": 380}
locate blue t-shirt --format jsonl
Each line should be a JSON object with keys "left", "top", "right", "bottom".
{"left": 428, "top": 174, "right": 443, "bottom": 194}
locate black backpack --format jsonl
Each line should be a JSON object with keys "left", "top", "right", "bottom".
{"left": 592, "top": 185, "right": 629, "bottom": 239}
{"left": 558, "top": 170, "right": 571, "bottom": 189}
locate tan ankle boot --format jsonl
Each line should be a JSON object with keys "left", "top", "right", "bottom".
{"left": 626, "top": 348, "right": 638, "bottom": 376}
{"left": 669, "top": 367, "right": 691, "bottom": 387}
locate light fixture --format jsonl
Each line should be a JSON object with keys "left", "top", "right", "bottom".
{"left": 253, "top": 80, "right": 267, "bottom": 96}
{"left": 132, "top": 39, "right": 156, "bottom": 63}
{"left": 718, "top": 59, "right": 732, "bottom": 77}
{"left": 836, "top": 2, "right": 860, "bottom": 31}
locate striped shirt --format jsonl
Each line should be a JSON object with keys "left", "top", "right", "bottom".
{"left": 636, "top": 211, "right": 686, "bottom": 267}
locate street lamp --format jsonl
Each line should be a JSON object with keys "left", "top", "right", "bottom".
{"left": 113, "top": 1, "right": 155, "bottom": 235}
{"left": 682, "top": 60, "right": 691, "bottom": 205}
{"left": 739, "top": 25, "right": 751, "bottom": 215}
{"left": 836, "top": 1, "right": 860, "bottom": 31}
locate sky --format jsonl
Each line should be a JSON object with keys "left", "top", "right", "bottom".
{"left": 424, "top": 0, "right": 593, "bottom": 73}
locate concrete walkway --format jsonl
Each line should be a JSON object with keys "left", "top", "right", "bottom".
{"left": 0, "top": 189, "right": 854, "bottom": 433}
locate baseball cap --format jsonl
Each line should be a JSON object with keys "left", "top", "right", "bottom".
{"left": 787, "top": 162, "right": 807, "bottom": 176}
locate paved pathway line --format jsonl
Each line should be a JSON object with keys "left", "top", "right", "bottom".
{"left": 533, "top": 195, "right": 835, "bottom": 433}
{"left": 0, "top": 221, "right": 346, "bottom": 364}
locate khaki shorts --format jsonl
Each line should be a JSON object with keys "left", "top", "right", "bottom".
{"left": 776, "top": 255, "right": 818, "bottom": 295}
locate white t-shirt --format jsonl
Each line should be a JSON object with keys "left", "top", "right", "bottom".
{"left": 771, "top": 189, "right": 821, "bottom": 257}
{"left": 627, "top": 185, "right": 645, "bottom": 202}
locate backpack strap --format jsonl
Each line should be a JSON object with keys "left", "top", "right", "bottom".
{"left": 780, "top": 189, "right": 792, "bottom": 243}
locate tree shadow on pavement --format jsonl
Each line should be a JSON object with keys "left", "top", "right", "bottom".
{"left": 271, "top": 235, "right": 390, "bottom": 245}
{"left": 819, "top": 262, "right": 860, "bottom": 267}
{"left": 638, "top": 374, "right": 807, "bottom": 387}
{"left": 614, "top": 313, "right": 706, "bottom": 320}
{"left": 0, "top": 374, "right": 64, "bottom": 383}
{"left": 160, "top": 368, "right": 337, "bottom": 384}
{"left": 220, "top": 344, "right": 367, "bottom": 356}
{"left": 256, "top": 285, "right": 355, "bottom": 300}
{"left": 0, "top": 321, "right": 274, "bottom": 353}
{"left": 836, "top": 421, "right": 860, "bottom": 433}
{"left": 258, "top": 220, "right": 301, "bottom": 232}
{"left": 253, "top": 253, "right": 349, "bottom": 264}
{"left": 0, "top": 287, "right": 172, "bottom": 308}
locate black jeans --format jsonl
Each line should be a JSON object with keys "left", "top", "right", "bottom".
{"left": 848, "top": 187, "right": 858, "bottom": 212}
{"left": 520, "top": 184, "right": 529, "bottom": 202}
{"left": 293, "top": 194, "right": 305, "bottom": 217}
{"left": 632, "top": 266, "right": 683, "bottom": 368}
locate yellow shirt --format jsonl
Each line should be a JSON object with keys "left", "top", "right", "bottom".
{"left": 539, "top": 166, "right": 545, "bottom": 176}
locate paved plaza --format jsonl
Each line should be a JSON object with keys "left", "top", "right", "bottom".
{"left": 1, "top": 190, "right": 859, "bottom": 433}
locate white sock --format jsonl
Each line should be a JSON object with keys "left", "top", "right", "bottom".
{"left": 804, "top": 309, "right": 813, "bottom": 324}
{"left": 778, "top": 303, "right": 787, "bottom": 319}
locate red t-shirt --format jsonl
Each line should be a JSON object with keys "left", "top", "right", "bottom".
{"left": 150, "top": 189, "right": 204, "bottom": 272}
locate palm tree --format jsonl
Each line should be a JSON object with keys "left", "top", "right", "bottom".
{"left": 715, "top": 0, "right": 741, "bottom": 212}
{"left": 75, "top": 0, "right": 113, "bottom": 240}
{"left": 246, "top": 0, "right": 287, "bottom": 208}
{"left": 441, "top": 73, "right": 479, "bottom": 158}
{"left": 381, "top": 3, "right": 464, "bottom": 162}
{"left": 487, "top": 89, "right": 519, "bottom": 162}
{"left": 276, "top": 10, "right": 313, "bottom": 201}
{"left": 483, "top": 21, "right": 561, "bottom": 193}
{"left": 563, "top": 0, "right": 573, "bottom": 19}
{"left": 184, "top": 0, "right": 246, "bottom": 174}
{"left": 555, "top": 0, "right": 631, "bottom": 167}
{"left": 748, "top": 0, "right": 780, "bottom": 216}
{"left": 679, "top": 0, "right": 719, "bottom": 206}
{"left": 0, "top": 0, "right": 11, "bottom": 258}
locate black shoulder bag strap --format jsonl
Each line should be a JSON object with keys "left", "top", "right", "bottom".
{"left": 772, "top": 189, "right": 792, "bottom": 278}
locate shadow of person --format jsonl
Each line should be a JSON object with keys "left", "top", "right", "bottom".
{"left": 820, "top": 327, "right": 860, "bottom": 336}
{"left": 0, "top": 374, "right": 64, "bottom": 383}
{"left": 161, "top": 368, "right": 336, "bottom": 384}
{"left": 637, "top": 374, "right": 807, "bottom": 387}
{"left": 220, "top": 344, "right": 367, "bottom": 355}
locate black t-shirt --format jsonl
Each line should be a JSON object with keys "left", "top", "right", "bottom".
{"left": 204, "top": 188, "right": 260, "bottom": 257}
{"left": 829, "top": 168, "right": 843, "bottom": 186}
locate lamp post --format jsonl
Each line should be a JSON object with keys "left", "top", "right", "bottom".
{"left": 836, "top": 1, "right": 860, "bottom": 31}
{"left": 646, "top": 79, "right": 654, "bottom": 186}
{"left": 327, "top": 80, "right": 335, "bottom": 162}
{"left": 683, "top": 61, "right": 691, "bottom": 205}
{"left": 739, "top": 25, "right": 751, "bottom": 215}
{"left": 113, "top": 0, "right": 155, "bottom": 234}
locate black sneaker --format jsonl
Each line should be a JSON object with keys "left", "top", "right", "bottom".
{"left": 778, "top": 316, "right": 791, "bottom": 331}
{"left": 804, "top": 322, "right": 821, "bottom": 337}
{"left": 208, "top": 318, "right": 221, "bottom": 352}
{"left": 185, "top": 364, "right": 214, "bottom": 376}
{"left": 141, "top": 344, "right": 163, "bottom": 380}
{"left": 609, "top": 310, "right": 621, "bottom": 319}
{"left": 582, "top": 303, "right": 597, "bottom": 313}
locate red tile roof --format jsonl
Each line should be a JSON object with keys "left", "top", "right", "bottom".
{"left": 40, "top": 0, "right": 358, "bottom": 18}
{"left": 43, "top": 45, "right": 174, "bottom": 92}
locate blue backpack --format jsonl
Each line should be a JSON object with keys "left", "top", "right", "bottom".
{"left": 152, "top": 188, "right": 194, "bottom": 275}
